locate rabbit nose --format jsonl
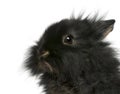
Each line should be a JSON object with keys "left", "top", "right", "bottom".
{"left": 40, "top": 51, "right": 50, "bottom": 58}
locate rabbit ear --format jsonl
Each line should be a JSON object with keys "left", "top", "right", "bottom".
{"left": 93, "top": 19, "right": 115, "bottom": 40}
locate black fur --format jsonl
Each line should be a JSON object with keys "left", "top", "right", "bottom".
{"left": 25, "top": 16, "right": 120, "bottom": 94}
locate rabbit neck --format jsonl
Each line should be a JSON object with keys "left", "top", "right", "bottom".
{"left": 82, "top": 41, "right": 120, "bottom": 82}
{"left": 40, "top": 42, "right": 120, "bottom": 94}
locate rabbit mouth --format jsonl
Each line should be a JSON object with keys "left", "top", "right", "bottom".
{"left": 38, "top": 60, "right": 53, "bottom": 72}
{"left": 38, "top": 50, "right": 59, "bottom": 73}
{"left": 44, "top": 61, "right": 53, "bottom": 72}
{"left": 37, "top": 50, "right": 53, "bottom": 72}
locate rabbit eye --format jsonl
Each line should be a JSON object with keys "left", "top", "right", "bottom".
{"left": 63, "top": 35, "right": 73, "bottom": 45}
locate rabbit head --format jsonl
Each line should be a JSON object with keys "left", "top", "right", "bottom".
{"left": 25, "top": 17, "right": 115, "bottom": 78}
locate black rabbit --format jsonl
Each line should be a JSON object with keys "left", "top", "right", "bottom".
{"left": 25, "top": 15, "right": 120, "bottom": 94}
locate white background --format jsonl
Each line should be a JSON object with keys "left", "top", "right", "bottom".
{"left": 0, "top": 0, "right": 120, "bottom": 94}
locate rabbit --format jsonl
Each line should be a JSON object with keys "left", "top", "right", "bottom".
{"left": 25, "top": 15, "right": 120, "bottom": 94}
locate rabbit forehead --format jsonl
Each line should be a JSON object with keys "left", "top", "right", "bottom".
{"left": 43, "top": 19, "right": 93, "bottom": 38}
{"left": 60, "top": 21, "right": 93, "bottom": 39}
{"left": 38, "top": 19, "right": 94, "bottom": 49}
